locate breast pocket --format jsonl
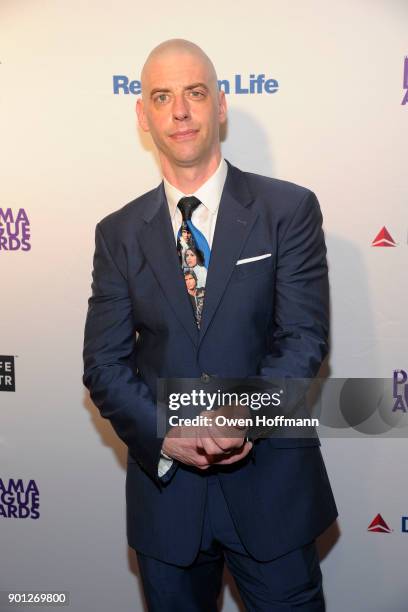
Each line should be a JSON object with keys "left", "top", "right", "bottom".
{"left": 233, "top": 254, "right": 275, "bottom": 281}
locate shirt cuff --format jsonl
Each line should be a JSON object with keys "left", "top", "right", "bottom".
{"left": 158, "top": 452, "right": 173, "bottom": 478}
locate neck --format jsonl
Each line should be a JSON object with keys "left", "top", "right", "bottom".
{"left": 160, "top": 151, "right": 221, "bottom": 193}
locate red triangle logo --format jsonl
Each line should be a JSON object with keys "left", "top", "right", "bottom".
{"left": 367, "top": 513, "right": 392, "bottom": 533}
{"left": 372, "top": 226, "right": 397, "bottom": 247}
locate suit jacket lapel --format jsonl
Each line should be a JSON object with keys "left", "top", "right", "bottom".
{"left": 198, "top": 163, "right": 258, "bottom": 345}
{"left": 138, "top": 184, "right": 199, "bottom": 347}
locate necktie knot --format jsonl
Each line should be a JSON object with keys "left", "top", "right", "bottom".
{"left": 177, "top": 196, "right": 201, "bottom": 222}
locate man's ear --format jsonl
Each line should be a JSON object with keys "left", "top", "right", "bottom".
{"left": 136, "top": 98, "right": 149, "bottom": 132}
{"left": 218, "top": 90, "right": 227, "bottom": 125}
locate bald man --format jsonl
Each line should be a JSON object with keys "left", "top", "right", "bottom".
{"left": 83, "top": 39, "right": 337, "bottom": 611}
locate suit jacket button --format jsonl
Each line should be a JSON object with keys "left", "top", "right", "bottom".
{"left": 201, "top": 372, "right": 211, "bottom": 383}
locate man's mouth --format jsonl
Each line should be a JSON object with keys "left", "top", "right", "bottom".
{"left": 169, "top": 129, "right": 199, "bottom": 142}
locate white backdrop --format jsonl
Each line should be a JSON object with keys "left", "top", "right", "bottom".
{"left": 1, "top": 0, "right": 407, "bottom": 610}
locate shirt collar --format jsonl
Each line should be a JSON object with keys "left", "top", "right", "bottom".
{"left": 163, "top": 158, "right": 228, "bottom": 220}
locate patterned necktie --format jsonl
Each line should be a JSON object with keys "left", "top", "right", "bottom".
{"left": 177, "top": 196, "right": 211, "bottom": 329}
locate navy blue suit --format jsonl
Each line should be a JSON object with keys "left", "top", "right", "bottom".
{"left": 83, "top": 161, "right": 337, "bottom": 569}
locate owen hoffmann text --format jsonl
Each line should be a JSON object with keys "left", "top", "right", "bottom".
{"left": 168, "top": 414, "right": 319, "bottom": 428}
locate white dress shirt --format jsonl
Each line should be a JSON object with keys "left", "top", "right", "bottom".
{"left": 158, "top": 158, "right": 228, "bottom": 477}
{"left": 164, "top": 158, "right": 228, "bottom": 246}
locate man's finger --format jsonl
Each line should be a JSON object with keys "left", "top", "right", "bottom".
{"left": 202, "top": 424, "right": 247, "bottom": 450}
{"left": 197, "top": 433, "right": 225, "bottom": 456}
{"left": 213, "top": 442, "right": 253, "bottom": 465}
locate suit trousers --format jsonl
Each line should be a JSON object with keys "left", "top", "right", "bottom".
{"left": 136, "top": 473, "right": 325, "bottom": 611}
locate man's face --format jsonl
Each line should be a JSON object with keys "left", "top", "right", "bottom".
{"left": 185, "top": 274, "right": 196, "bottom": 291}
{"left": 137, "top": 51, "right": 226, "bottom": 169}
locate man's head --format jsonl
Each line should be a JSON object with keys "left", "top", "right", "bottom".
{"left": 181, "top": 227, "right": 191, "bottom": 241}
{"left": 184, "top": 270, "right": 197, "bottom": 292}
{"left": 136, "top": 39, "right": 226, "bottom": 174}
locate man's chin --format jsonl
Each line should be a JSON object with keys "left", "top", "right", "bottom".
{"left": 170, "top": 150, "right": 210, "bottom": 168}
{"left": 158, "top": 143, "right": 213, "bottom": 170}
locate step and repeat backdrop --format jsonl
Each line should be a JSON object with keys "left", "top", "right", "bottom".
{"left": 1, "top": 1, "right": 407, "bottom": 610}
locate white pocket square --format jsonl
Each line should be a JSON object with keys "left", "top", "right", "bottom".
{"left": 236, "top": 253, "right": 272, "bottom": 265}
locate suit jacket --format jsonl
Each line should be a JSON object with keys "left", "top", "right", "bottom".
{"left": 82, "top": 161, "right": 338, "bottom": 566}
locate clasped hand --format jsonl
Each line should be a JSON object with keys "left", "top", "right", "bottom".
{"left": 162, "top": 404, "right": 253, "bottom": 469}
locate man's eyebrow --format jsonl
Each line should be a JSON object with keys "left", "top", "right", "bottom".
{"left": 184, "top": 82, "right": 209, "bottom": 92}
{"left": 149, "top": 83, "right": 209, "bottom": 98}
{"left": 150, "top": 87, "right": 171, "bottom": 98}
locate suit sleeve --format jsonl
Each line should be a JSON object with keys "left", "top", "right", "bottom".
{"left": 248, "top": 190, "right": 329, "bottom": 436}
{"left": 82, "top": 222, "right": 177, "bottom": 485}
{"left": 260, "top": 190, "right": 329, "bottom": 378}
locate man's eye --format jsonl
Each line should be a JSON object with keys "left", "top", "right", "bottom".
{"left": 155, "top": 94, "right": 169, "bottom": 103}
{"left": 189, "top": 90, "right": 205, "bottom": 99}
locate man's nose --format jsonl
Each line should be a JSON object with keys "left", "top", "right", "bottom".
{"left": 172, "top": 94, "right": 190, "bottom": 121}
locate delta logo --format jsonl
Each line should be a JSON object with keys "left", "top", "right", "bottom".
{"left": 371, "top": 226, "right": 397, "bottom": 247}
{"left": 368, "top": 514, "right": 408, "bottom": 533}
{"left": 367, "top": 514, "right": 392, "bottom": 533}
